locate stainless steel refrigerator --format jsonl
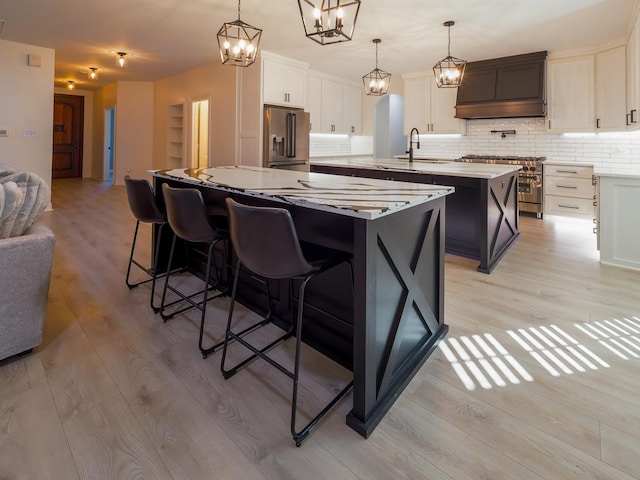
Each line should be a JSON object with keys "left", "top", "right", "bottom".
{"left": 263, "top": 105, "right": 310, "bottom": 171}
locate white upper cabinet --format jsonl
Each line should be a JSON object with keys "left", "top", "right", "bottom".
{"left": 262, "top": 52, "right": 307, "bottom": 108}
{"left": 306, "top": 75, "right": 323, "bottom": 133}
{"left": 403, "top": 76, "right": 429, "bottom": 134}
{"left": 307, "top": 71, "right": 362, "bottom": 134}
{"left": 627, "top": 13, "right": 640, "bottom": 129}
{"left": 547, "top": 47, "right": 626, "bottom": 132}
{"left": 595, "top": 46, "right": 627, "bottom": 131}
{"left": 321, "top": 79, "right": 344, "bottom": 133}
{"left": 547, "top": 55, "right": 595, "bottom": 132}
{"left": 402, "top": 73, "right": 464, "bottom": 135}
{"left": 343, "top": 84, "right": 362, "bottom": 134}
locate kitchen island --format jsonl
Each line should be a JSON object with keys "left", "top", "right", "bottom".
{"left": 311, "top": 157, "right": 521, "bottom": 273}
{"left": 152, "top": 166, "right": 453, "bottom": 438}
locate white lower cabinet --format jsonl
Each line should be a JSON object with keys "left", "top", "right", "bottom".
{"left": 598, "top": 174, "right": 640, "bottom": 270}
{"left": 544, "top": 163, "right": 595, "bottom": 218}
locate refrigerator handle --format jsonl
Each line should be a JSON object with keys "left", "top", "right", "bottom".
{"left": 287, "top": 113, "right": 296, "bottom": 158}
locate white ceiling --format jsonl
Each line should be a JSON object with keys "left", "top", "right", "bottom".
{"left": 0, "top": 0, "right": 637, "bottom": 90}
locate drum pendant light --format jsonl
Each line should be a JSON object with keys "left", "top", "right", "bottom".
{"left": 433, "top": 21, "right": 466, "bottom": 88}
{"left": 217, "top": 0, "right": 262, "bottom": 67}
{"left": 362, "top": 39, "right": 391, "bottom": 96}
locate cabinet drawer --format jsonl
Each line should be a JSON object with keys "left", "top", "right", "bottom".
{"left": 544, "top": 164, "right": 593, "bottom": 178}
{"left": 544, "top": 195, "right": 595, "bottom": 218}
{"left": 545, "top": 176, "right": 594, "bottom": 198}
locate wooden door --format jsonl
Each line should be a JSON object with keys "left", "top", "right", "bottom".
{"left": 52, "top": 94, "right": 84, "bottom": 178}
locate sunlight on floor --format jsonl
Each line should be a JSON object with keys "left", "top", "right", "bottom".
{"left": 575, "top": 316, "right": 640, "bottom": 360}
{"left": 438, "top": 333, "right": 533, "bottom": 391}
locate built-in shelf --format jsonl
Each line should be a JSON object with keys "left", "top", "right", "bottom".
{"left": 167, "top": 103, "right": 185, "bottom": 168}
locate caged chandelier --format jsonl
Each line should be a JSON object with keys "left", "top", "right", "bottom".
{"left": 297, "top": 0, "right": 361, "bottom": 45}
{"left": 217, "top": 0, "right": 262, "bottom": 67}
{"left": 433, "top": 21, "right": 466, "bottom": 88}
{"left": 362, "top": 39, "right": 390, "bottom": 96}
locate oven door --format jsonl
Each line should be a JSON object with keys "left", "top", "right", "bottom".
{"left": 518, "top": 174, "right": 542, "bottom": 203}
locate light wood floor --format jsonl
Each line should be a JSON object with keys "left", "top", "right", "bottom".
{"left": 2, "top": 178, "right": 640, "bottom": 480}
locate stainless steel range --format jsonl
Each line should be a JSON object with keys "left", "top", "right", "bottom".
{"left": 456, "top": 155, "right": 545, "bottom": 218}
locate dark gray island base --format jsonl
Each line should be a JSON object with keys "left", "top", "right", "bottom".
{"left": 311, "top": 159, "right": 520, "bottom": 273}
{"left": 152, "top": 167, "right": 452, "bottom": 438}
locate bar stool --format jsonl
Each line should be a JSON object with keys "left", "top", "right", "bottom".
{"left": 220, "top": 198, "right": 354, "bottom": 447}
{"left": 160, "top": 184, "right": 230, "bottom": 357}
{"left": 124, "top": 176, "right": 171, "bottom": 313}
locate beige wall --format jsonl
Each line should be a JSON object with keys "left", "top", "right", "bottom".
{"left": 0, "top": 39, "right": 54, "bottom": 186}
{"left": 153, "top": 63, "right": 238, "bottom": 170}
{"left": 113, "top": 82, "right": 154, "bottom": 184}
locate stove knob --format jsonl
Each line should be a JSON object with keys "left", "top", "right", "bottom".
{"left": 530, "top": 166, "right": 536, "bottom": 172}
{"left": 522, "top": 166, "right": 529, "bottom": 172}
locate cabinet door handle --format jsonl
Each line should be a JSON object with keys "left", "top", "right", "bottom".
{"left": 557, "top": 185, "right": 578, "bottom": 189}
{"left": 556, "top": 169, "right": 578, "bottom": 174}
{"left": 596, "top": 118, "right": 601, "bottom": 129}
{"left": 558, "top": 204, "right": 580, "bottom": 209}
{"left": 593, "top": 227, "right": 598, "bottom": 235}
{"left": 627, "top": 113, "right": 632, "bottom": 126}
{"left": 632, "top": 109, "right": 638, "bottom": 124}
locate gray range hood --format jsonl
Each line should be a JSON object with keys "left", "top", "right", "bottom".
{"left": 455, "top": 51, "right": 547, "bottom": 119}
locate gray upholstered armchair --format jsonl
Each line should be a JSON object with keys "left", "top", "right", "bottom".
{"left": 0, "top": 222, "right": 55, "bottom": 360}
{"left": 0, "top": 168, "right": 54, "bottom": 361}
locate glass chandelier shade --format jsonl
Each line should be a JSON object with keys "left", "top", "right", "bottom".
{"left": 217, "top": 0, "right": 262, "bottom": 67}
{"left": 362, "top": 39, "right": 390, "bottom": 96}
{"left": 88, "top": 67, "right": 98, "bottom": 80}
{"left": 297, "top": 0, "right": 361, "bottom": 45}
{"left": 433, "top": 21, "right": 466, "bottom": 88}
{"left": 67, "top": 80, "right": 75, "bottom": 90}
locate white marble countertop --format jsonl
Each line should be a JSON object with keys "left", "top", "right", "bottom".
{"left": 594, "top": 167, "right": 640, "bottom": 179}
{"left": 310, "top": 157, "right": 521, "bottom": 179}
{"left": 152, "top": 166, "right": 453, "bottom": 220}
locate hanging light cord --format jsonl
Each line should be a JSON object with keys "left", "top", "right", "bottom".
{"left": 237, "top": 0, "right": 241, "bottom": 20}
{"left": 375, "top": 41, "right": 379, "bottom": 69}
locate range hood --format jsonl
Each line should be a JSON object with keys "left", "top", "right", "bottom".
{"left": 455, "top": 51, "right": 547, "bottom": 119}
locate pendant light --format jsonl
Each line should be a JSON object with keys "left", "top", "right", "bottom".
{"left": 117, "top": 52, "right": 128, "bottom": 68}
{"left": 88, "top": 67, "right": 98, "bottom": 80}
{"left": 297, "top": 0, "right": 361, "bottom": 45}
{"left": 362, "top": 39, "right": 390, "bottom": 96}
{"left": 217, "top": 0, "right": 262, "bottom": 67}
{"left": 432, "top": 21, "right": 466, "bottom": 88}
{"left": 67, "top": 80, "right": 75, "bottom": 90}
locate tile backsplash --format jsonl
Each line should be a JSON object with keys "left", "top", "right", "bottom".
{"left": 310, "top": 118, "right": 640, "bottom": 170}
{"left": 414, "top": 118, "right": 640, "bottom": 170}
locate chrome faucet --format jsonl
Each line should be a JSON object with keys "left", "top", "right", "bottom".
{"left": 406, "top": 127, "right": 420, "bottom": 162}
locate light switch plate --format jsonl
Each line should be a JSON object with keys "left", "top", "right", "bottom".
{"left": 0, "top": 129, "right": 8, "bottom": 137}
{"left": 22, "top": 129, "right": 37, "bottom": 137}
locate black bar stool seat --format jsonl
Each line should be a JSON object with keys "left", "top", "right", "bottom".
{"left": 160, "top": 184, "right": 231, "bottom": 357}
{"left": 220, "top": 198, "right": 354, "bottom": 447}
